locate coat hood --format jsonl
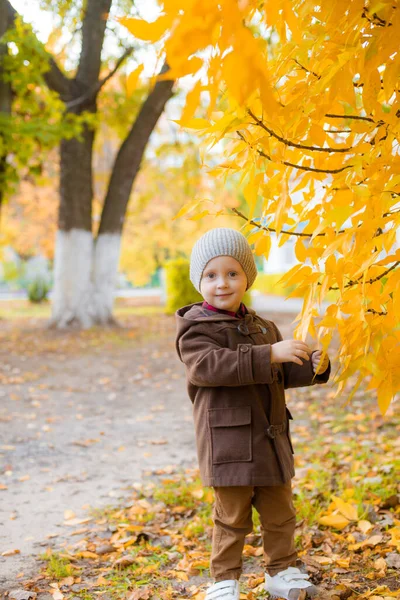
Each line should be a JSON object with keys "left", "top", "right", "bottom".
{"left": 175, "top": 301, "right": 257, "bottom": 360}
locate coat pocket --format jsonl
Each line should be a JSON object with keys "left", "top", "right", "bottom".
{"left": 208, "top": 406, "right": 252, "bottom": 464}
{"left": 286, "top": 407, "right": 294, "bottom": 454}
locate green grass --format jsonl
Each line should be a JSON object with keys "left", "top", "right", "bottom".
{"left": 77, "top": 546, "right": 172, "bottom": 599}
{"left": 39, "top": 551, "right": 76, "bottom": 579}
{"left": 153, "top": 476, "right": 205, "bottom": 509}
{"left": 0, "top": 298, "right": 164, "bottom": 321}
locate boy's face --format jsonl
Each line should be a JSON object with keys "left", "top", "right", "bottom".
{"left": 200, "top": 256, "right": 248, "bottom": 313}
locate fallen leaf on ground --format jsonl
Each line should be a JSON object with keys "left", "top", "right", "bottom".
{"left": 112, "top": 554, "right": 135, "bottom": 568}
{"left": 64, "top": 509, "right": 76, "bottom": 520}
{"left": 127, "top": 588, "right": 152, "bottom": 600}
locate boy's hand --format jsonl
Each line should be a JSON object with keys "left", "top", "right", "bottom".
{"left": 271, "top": 340, "right": 311, "bottom": 365}
{"left": 312, "top": 350, "right": 330, "bottom": 374}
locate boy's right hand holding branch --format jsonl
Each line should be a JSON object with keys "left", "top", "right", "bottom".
{"left": 271, "top": 340, "right": 311, "bottom": 365}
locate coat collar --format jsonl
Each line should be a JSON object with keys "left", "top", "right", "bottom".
{"left": 176, "top": 302, "right": 257, "bottom": 323}
{"left": 202, "top": 301, "right": 248, "bottom": 319}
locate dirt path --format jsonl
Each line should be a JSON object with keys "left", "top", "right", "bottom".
{"left": 0, "top": 310, "right": 295, "bottom": 592}
{"left": 0, "top": 313, "right": 193, "bottom": 591}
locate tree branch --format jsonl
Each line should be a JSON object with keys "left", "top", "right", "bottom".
{"left": 327, "top": 260, "right": 400, "bottom": 291}
{"left": 325, "top": 113, "right": 376, "bottom": 123}
{"left": 366, "top": 308, "right": 387, "bottom": 316}
{"left": 293, "top": 59, "right": 320, "bottom": 79}
{"left": 98, "top": 64, "right": 174, "bottom": 234}
{"left": 231, "top": 208, "right": 323, "bottom": 237}
{"left": 233, "top": 206, "right": 399, "bottom": 243}
{"left": 66, "top": 46, "right": 134, "bottom": 109}
{"left": 76, "top": 0, "right": 112, "bottom": 86}
{"left": 248, "top": 109, "right": 354, "bottom": 153}
{"left": 237, "top": 131, "right": 354, "bottom": 174}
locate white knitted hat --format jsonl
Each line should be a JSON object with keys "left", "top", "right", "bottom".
{"left": 190, "top": 227, "right": 257, "bottom": 293}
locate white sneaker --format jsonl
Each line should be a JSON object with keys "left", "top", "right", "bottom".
{"left": 205, "top": 579, "right": 240, "bottom": 600}
{"left": 265, "top": 567, "right": 317, "bottom": 600}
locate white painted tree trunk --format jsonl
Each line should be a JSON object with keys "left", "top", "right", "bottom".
{"left": 50, "top": 229, "right": 122, "bottom": 328}
{"left": 92, "top": 232, "right": 122, "bottom": 324}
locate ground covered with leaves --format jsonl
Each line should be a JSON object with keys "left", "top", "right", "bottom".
{"left": 1, "top": 301, "right": 399, "bottom": 600}
{"left": 9, "top": 384, "right": 399, "bottom": 600}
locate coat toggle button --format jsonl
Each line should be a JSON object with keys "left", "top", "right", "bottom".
{"left": 239, "top": 346, "right": 249, "bottom": 353}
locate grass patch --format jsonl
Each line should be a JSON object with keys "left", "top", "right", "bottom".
{"left": 39, "top": 551, "right": 76, "bottom": 579}
{"left": 0, "top": 297, "right": 164, "bottom": 321}
{"left": 153, "top": 475, "right": 207, "bottom": 509}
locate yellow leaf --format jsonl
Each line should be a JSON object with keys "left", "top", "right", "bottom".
{"left": 294, "top": 238, "right": 307, "bottom": 263}
{"left": 1, "top": 548, "right": 20, "bottom": 556}
{"left": 254, "top": 233, "right": 271, "bottom": 258}
{"left": 189, "top": 209, "right": 210, "bottom": 221}
{"left": 336, "top": 557, "right": 351, "bottom": 568}
{"left": 331, "top": 496, "right": 358, "bottom": 521}
{"left": 363, "top": 68, "right": 381, "bottom": 115}
{"left": 118, "top": 16, "right": 171, "bottom": 42}
{"left": 180, "top": 80, "right": 202, "bottom": 126}
{"left": 377, "top": 379, "right": 394, "bottom": 416}
{"left": 243, "top": 171, "right": 259, "bottom": 220}
{"left": 76, "top": 550, "right": 99, "bottom": 559}
{"left": 172, "top": 198, "right": 202, "bottom": 220}
{"left": 312, "top": 556, "right": 333, "bottom": 565}
{"left": 126, "top": 64, "right": 144, "bottom": 96}
{"left": 64, "top": 509, "right": 76, "bottom": 520}
{"left": 283, "top": 1, "right": 302, "bottom": 43}
{"left": 50, "top": 587, "right": 63, "bottom": 600}
{"left": 358, "top": 520, "right": 373, "bottom": 534}
{"left": 374, "top": 557, "right": 387, "bottom": 574}
{"left": 173, "top": 118, "right": 210, "bottom": 129}
{"left": 314, "top": 352, "right": 329, "bottom": 374}
{"left": 158, "top": 56, "right": 203, "bottom": 80}
{"left": 318, "top": 514, "right": 350, "bottom": 530}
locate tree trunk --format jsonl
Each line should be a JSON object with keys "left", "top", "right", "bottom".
{"left": 50, "top": 120, "right": 96, "bottom": 328}
{"left": 5, "top": 0, "right": 174, "bottom": 328}
{"left": 90, "top": 72, "right": 174, "bottom": 324}
{"left": 49, "top": 0, "right": 112, "bottom": 328}
{"left": 0, "top": 0, "right": 12, "bottom": 215}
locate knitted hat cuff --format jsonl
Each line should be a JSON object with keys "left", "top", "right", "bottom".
{"left": 189, "top": 228, "right": 257, "bottom": 293}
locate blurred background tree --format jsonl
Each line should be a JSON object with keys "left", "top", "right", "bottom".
{"left": 0, "top": 0, "right": 249, "bottom": 326}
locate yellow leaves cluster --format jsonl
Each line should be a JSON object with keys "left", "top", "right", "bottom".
{"left": 318, "top": 494, "right": 358, "bottom": 530}
{"left": 121, "top": 0, "right": 400, "bottom": 411}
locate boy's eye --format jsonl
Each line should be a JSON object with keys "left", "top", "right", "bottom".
{"left": 205, "top": 272, "right": 237, "bottom": 278}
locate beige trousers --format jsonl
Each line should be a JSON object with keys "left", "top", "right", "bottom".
{"left": 211, "top": 482, "right": 297, "bottom": 581}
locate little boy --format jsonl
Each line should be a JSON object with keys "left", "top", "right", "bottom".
{"left": 175, "top": 228, "right": 330, "bottom": 600}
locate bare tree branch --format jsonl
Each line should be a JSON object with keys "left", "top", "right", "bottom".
{"left": 237, "top": 130, "right": 354, "bottom": 174}
{"left": 293, "top": 59, "right": 320, "bottom": 79}
{"left": 366, "top": 308, "right": 387, "bottom": 316}
{"left": 98, "top": 64, "right": 174, "bottom": 235}
{"left": 66, "top": 46, "right": 134, "bottom": 109}
{"left": 328, "top": 260, "right": 400, "bottom": 291}
{"left": 248, "top": 109, "right": 355, "bottom": 153}
{"left": 232, "top": 207, "right": 399, "bottom": 240}
{"left": 231, "top": 208, "right": 322, "bottom": 238}
{"left": 325, "top": 113, "right": 376, "bottom": 123}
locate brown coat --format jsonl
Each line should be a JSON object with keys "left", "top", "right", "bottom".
{"left": 175, "top": 302, "right": 330, "bottom": 487}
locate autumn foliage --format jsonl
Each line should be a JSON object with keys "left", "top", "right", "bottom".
{"left": 121, "top": 1, "right": 400, "bottom": 413}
